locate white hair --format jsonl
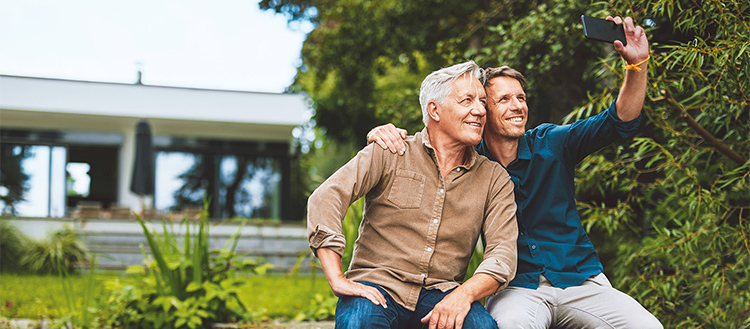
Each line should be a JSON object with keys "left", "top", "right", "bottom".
{"left": 419, "top": 61, "right": 484, "bottom": 125}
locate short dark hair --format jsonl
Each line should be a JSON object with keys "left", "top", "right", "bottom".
{"left": 484, "top": 66, "right": 527, "bottom": 92}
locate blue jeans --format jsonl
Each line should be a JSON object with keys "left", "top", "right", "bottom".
{"left": 335, "top": 281, "right": 498, "bottom": 329}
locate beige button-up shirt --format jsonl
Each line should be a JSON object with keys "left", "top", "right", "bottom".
{"left": 307, "top": 128, "right": 517, "bottom": 311}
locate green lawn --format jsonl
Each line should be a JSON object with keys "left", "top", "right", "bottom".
{"left": 0, "top": 272, "right": 332, "bottom": 321}
{"left": 239, "top": 273, "right": 332, "bottom": 319}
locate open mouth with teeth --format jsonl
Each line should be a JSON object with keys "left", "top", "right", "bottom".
{"left": 467, "top": 122, "right": 482, "bottom": 127}
{"left": 506, "top": 117, "right": 524, "bottom": 123}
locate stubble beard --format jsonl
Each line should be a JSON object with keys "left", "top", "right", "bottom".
{"left": 487, "top": 124, "right": 525, "bottom": 143}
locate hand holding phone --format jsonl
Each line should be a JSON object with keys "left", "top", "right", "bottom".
{"left": 581, "top": 15, "right": 627, "bottom": 46}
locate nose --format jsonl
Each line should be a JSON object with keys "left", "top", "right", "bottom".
{"left": 472, "top": 99, "right": 486, "bottom": 117}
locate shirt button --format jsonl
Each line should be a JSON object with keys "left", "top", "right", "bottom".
{"left": 420, "top": 273, "right": 426, "bottom": 277}
{"left": 433, "top": 219, "right": 439, "bottom": 224}
{"left": 426, "top": 247, "right": 433, "bottom": 252}
{"left": 439, "top": 189, "right": 444, "bottom": 194}
{"left": 531, "top": 245, "right": 537, "bottom": 250}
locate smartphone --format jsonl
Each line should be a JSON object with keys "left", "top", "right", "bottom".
{"left": 581, "top": 15, "right": 627, "bottom": 46}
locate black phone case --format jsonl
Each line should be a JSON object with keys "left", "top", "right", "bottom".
{"left": 581, "top": 15, "right": 627, "bottom": 46}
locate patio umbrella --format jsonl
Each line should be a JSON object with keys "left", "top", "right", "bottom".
{"left": 130, "top": 118, "right": 154, "bottom": 196}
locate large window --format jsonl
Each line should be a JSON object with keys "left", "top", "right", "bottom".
{"left": 0, "top": 144, "right": 66, "bottom": 217}
{"left": 155, "top": 151, "right": 282, "bottom": 220}
{"left": 1, "top": 129, "right": 292, "bottom": 220}
{"left": 1, "top": 129, "right": 121, "bottom": 217}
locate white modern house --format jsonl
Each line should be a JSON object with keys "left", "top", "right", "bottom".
{"left": 0, "top": 74, "right": 309, "bottom": 221}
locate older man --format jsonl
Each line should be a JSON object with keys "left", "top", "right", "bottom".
{"left": 368, "top": 17, "right": 662, "bottom": 328}
{"left": 307, "top": 61, "right": 518, "bottom": 329}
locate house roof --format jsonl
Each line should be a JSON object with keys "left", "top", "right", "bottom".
{"left": 0, "top": 75, "right": 309, "bottom": 142}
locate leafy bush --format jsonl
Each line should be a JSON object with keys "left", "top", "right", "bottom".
{"left": 20, "top": 226, "right": 89, "bottom": 275}
{"left": 293, "top": 292, "right": 337, "bottom": 322}
{"left": 566, "top": 1, "right": 750, "bottom": 327}
{"left": 0, "top": 221, "right": 28, "bottom": 273}
{"left": 98, "top": 212, "right": 272, "bottom": 329}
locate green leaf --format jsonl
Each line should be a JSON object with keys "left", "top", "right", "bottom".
{"left": 125, "top": 265, "right": 145, "bottom": 275}
{"left": 186, "top": 282, "right": 201, "bottom": 293}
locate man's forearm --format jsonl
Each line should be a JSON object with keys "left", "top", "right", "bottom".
{"left": 421, "top": 273, "right": 500, "bottom": 327}
{"left": 459, "top": 273, "right": 501, "bottom": 301}
{"left": 317, "top": 247, "right": 346, "bottom": 288}
{"left": 316, "top": 247, "right": 389, "bottom": 308}
{"left": 615, "top": 64, "right": 649, "bottom": 122}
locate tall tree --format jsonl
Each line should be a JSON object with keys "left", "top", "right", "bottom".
{"left": 261, "top": 0, "right": 495, "bottom": 143}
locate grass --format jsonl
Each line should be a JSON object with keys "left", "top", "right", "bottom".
{"left": 240, "top": 273, "right": 332, "bottom": 319}
{"left": 0, "top": 272, "right": 331, "bottom": 321}
{"left": 0, "top": 272, "right": 112, "bottom": 319}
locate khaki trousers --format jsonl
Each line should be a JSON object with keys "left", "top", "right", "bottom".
{"left": 486, "top": 273, "right": 663, "bottom": 329}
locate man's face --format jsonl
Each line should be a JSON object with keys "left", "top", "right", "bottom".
{"left": 436, "top": 73, "right": 487, "bottom": 146}
{"left": 485, "top": 76, "right": 528, "bottom": 140}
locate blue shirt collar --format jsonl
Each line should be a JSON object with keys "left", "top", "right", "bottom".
{"left": 476, "top": 134, "right": 532, "bottom": 165}
{"left": 516, "top": 135, "right": 532, "bottom": 161}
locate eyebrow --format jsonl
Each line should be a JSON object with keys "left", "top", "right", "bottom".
{"left": 493, "top": 92, "right": 525, "bottom": 99}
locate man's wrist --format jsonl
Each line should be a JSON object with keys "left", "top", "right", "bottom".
{"left": 623, "top": 55, "right": 649, "bottom": 72}
{"left": 453, "top": 284, "right": 478, "bottom": 303}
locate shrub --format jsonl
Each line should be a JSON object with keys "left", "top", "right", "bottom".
{"left": 99, "top": 211, "right": 272, "bottom": 329}
{"left": 0, "top": 221, "right": 28, "bottom": 273}
{"left": 20, "top": 226, "right": 89, "bottom": 275}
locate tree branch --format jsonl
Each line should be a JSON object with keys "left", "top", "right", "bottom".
{"left": 657, "top": 91, "right": 748, "bottom": 165}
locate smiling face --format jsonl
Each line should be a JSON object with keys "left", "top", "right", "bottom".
{"left": 433, "top": 73, "right": 488, "bottom": 146}
{"left": 485, "top": 76, "right": 528, "bottom": 140}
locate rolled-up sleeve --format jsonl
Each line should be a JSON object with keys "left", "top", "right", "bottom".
{"left": 306, "top": 143, "right": 385, "bottom": 257}
{"left": 308, "top": 224, "right": 347, "bottom": 257}
{"left": 474, "top": 167, "right": 518, "bottom": 294}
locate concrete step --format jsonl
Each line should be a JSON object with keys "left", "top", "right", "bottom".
{"left": 7, "top": 218, "right": 315, "bottom": 273}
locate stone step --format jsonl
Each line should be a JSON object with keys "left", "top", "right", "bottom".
{"left": 7, "top": 218, "right": 315, "bottom": 273}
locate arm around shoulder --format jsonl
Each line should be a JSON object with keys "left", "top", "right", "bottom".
{"left": 367, "top": 123, "right": 408, "bottom": 155}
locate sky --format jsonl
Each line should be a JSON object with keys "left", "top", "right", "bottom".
{"left": 0, "top": 0, "right": 314, "bottom": 93}
{"left": 0, "top": 1, "right": 314, "bottom": 216}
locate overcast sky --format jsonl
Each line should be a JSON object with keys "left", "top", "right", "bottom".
{"left": 0, "top": 0, "right": 313, "bottom": 93}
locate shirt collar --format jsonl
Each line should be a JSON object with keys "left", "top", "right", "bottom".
{"left": 476, "top": 131, "right": 532, "bottom": 165}
{"left": 420, "top": 127, "right": 433, "bottom": 149}
{"left": 421, "top": 127, "right": 480, "bottom": 171}
{"left": 516, "top": 133, "right": 532, "bottom": 160}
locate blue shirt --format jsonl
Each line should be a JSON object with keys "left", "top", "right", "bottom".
{"left": 476, "top": 101, "right": 641, "bottom": 289}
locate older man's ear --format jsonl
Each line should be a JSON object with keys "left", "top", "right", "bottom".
{"left": 426, "top": 101, "right": 441, "bottom": 123}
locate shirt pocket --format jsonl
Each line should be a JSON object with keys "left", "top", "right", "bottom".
{"left": 387, "top": 169, "right": 425, "bottom": 209}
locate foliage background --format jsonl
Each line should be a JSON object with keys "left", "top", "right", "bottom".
{"left": 265, "top": 0, "right": 749, "bottom": 327}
